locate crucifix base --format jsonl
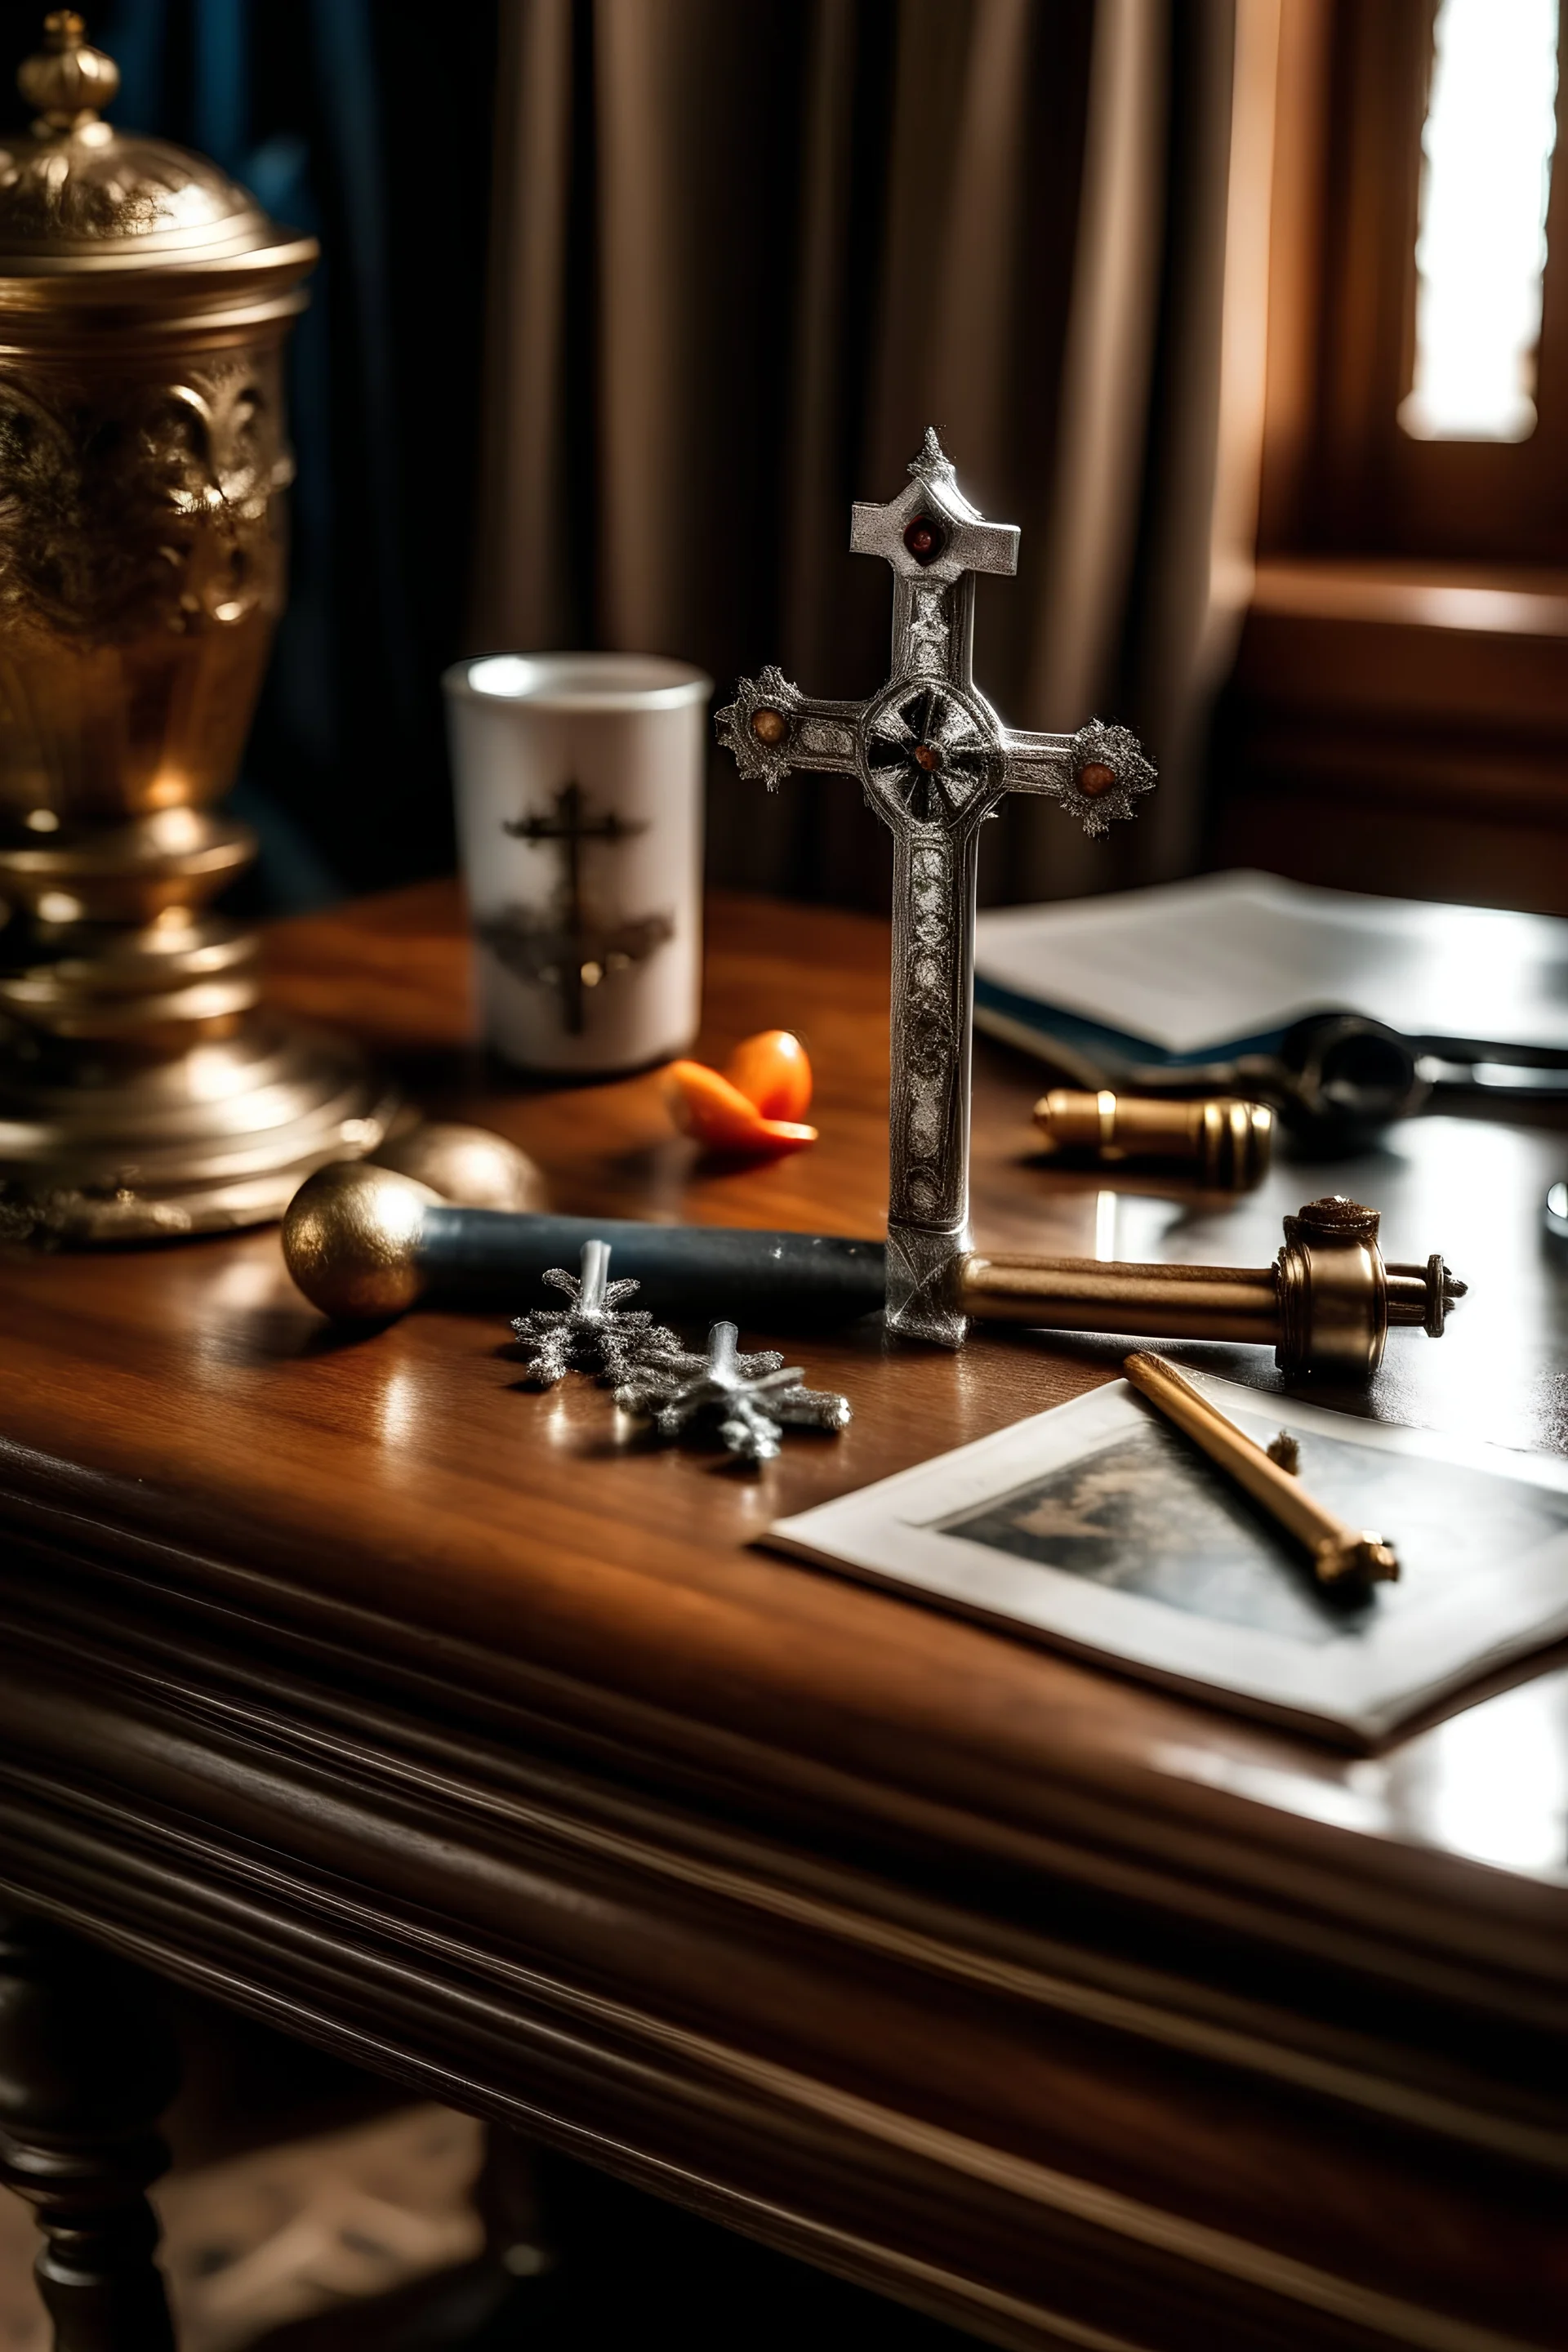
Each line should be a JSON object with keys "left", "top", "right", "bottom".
{"left": 884, "top": 1219, "right": 971, "bottom": 1348}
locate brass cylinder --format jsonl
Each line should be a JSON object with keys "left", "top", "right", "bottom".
{"left": 0, "top": 13, "right": 390, "bottom": 1240}
{"left": 958, "top": 1252, "right": 1282, "bottom": 1343}
{"left": 1275, "top": 1200, "right": 1388, "bottom": 1381}
{"left": 1122, "top": 1352, "right": 1398, "bottom": 1583}
{"left": 958, "top": 1196, "right": 1464, "bottom": 1380}
{"left": 1033, "top": 1088, "right": 1272, "bottom": 1188}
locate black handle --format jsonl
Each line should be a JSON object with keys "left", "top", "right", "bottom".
{"left": 418, "top": 1208, "right": 888, "bottom": 1327}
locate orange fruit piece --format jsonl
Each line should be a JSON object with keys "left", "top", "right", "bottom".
{"left": 664, "top": 1059, "right": 817, "bottom": 1156}
{"left": 724, "top": 1027, "right": 813, "bottom": 1121}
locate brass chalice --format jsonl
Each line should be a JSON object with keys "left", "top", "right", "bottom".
{"left": 0, "top": 12, "right": 388, "bottom": 1239}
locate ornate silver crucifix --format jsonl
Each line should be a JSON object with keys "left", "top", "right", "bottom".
{"left": 717, "top": 428, "right": 1156, "bottom": 1345}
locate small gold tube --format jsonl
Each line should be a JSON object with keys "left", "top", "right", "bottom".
{"left": 1122, "top": 1351, "right": 1398, "bottom": 1584}
{"left": 1033, "top": 1089, "right": 1272, "bottom": 1188}
{"left": 959, "top": 1254, "right": 1282, "bottom": 1343}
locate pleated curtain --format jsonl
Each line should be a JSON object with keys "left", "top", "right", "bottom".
{"left": 474, "top": 0, "right": 1279, "bottom": 908}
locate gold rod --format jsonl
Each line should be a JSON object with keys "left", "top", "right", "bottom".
{"left": 959, "top": 1254, "right": 1281, "bottom": 1341}
{"left": 1121, "top": 1352, "right": 1399, "bottom": 1585}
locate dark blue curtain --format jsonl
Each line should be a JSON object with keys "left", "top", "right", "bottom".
{"left": 0, "top": 0, "right": 500, "bottom": 910}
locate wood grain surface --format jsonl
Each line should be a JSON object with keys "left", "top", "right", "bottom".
{"left": 0, "top": 883, "right": 1565, "bottom": 2352}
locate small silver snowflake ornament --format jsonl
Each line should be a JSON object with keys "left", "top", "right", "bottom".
{"left": 615, "top": 1321, "right": 852, "bottom": 1463}
{"left": 510, "top": 1240, "right": 686, "bottom": 1387}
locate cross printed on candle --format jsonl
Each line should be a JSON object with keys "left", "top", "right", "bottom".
{"left": 485, "top": 780, "right": 674, "bottom": 1035}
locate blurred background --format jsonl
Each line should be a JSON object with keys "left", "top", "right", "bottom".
{"left": 0, "top": 0, "right": 1557, "bottom": 920}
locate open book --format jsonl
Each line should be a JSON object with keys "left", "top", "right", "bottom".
{"left": 973, "top": 870, "right": 1568, "bottom": 1072}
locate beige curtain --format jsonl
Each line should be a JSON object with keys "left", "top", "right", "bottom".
{"left": 475, "top": 0, "right": 1276, "bottom": 907}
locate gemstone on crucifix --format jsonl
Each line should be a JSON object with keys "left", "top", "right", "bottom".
{"left": 716, "top": 427, "right": 1156, "bottom": 1346}
{"left": 479, "top": 780, "right": 674, "bottom": 1035}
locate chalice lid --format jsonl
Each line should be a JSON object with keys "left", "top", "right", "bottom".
{"left": 0, "top": 11, "right": 308, "bottom": 274}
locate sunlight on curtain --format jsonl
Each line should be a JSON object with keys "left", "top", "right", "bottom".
{"left": 1399, "top": 0, "right": 1560, "bottom": 442}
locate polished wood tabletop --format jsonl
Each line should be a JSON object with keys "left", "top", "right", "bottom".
{"left": 0, "top": 882, "right": 1564, "bottom": 2352}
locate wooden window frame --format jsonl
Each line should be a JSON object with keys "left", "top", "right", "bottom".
{"left": 1214, "top": 0, "right": 1568, "bottom": 914}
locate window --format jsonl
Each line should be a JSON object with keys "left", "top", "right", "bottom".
{"left": 1400, "top": 0, "right": 1560, "bottom": 443}
{"left": 1258, "top": 0, "right": 1568, "bottom": 563}
{"left": 1213, "top": 0, "right": 1568, "bottom": 915}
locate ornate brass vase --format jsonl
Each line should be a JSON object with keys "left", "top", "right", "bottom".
{"left": 0, "top": 12, "right": 387, "bottom": 1240}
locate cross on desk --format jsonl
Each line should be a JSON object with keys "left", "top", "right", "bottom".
{"left": 718, "top": 428, "right": 1156, "bottom": 1343}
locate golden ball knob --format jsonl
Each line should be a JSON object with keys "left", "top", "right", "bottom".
{"left": 283, "top": 1162, "right": 438, "bottom": 1321}
{"left": 751, "top": 706, "right": 789, "bottom": 746}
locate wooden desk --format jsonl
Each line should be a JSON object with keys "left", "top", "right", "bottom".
{"left": 0, "top": 884, "right": 1564, "bottom": 2352}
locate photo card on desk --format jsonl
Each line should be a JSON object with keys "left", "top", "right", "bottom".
{"left": 768, "top": 1373, "right": 1568, "bottom": 1747}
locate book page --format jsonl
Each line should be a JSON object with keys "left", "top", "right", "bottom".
{"left": 974, "top": 871, "right": 1568, "bottom": 1057}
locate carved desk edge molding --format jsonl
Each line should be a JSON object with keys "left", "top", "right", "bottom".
{"left": 0, "top": 1643, "right": 1560, "bottom": 2352}
{"left": 0, "top": 1513, "right": 1562, "bottom": 2352}
{"left": 0, "top": 1461, "right": 1561, "bottom": 2025}
{"left": 0, "top": 1504, "right": 1563, "bottom": 2084}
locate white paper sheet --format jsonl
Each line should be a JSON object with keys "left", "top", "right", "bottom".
{"left": 768, "top": 1373, "right": 1568, "bottom": 1746}
{"left": 973, "top": 870, "right": 1568, "bottom": 1056}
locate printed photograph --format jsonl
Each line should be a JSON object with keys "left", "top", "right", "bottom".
{"left": 938, "top": 1410, "right": 1568, "bottom": 1646}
